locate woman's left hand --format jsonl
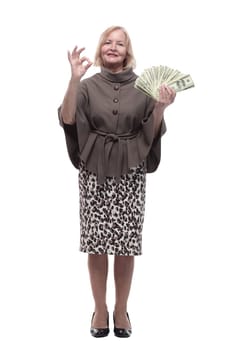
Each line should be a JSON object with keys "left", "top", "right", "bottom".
{"left": 155, "top": 84, "right": 176, "bottom": 110}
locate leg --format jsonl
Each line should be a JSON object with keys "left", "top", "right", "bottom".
{"left": 88, "top": 254, "right": 109, "bottom": 328}
{"left": 114, "top": 255, "right": 134, "bottom": 328}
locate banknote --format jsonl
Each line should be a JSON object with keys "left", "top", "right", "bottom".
{"left": 134, "top": 65, "right": 195, "bottom": 100}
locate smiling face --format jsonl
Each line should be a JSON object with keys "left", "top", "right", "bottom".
{"left": 100, "top": 29, "right": 128, "bottom": 72}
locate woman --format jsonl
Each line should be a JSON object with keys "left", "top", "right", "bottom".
{"left": 58, "top": 25, "right": 176, "bottom": 337}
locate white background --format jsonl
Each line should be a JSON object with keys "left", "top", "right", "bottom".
{"left": 0, "top": 0, "right": 232, "bottom": 349}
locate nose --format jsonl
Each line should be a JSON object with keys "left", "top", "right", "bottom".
{"left": 110, "top": 42, "right": 116, "bottom": 50}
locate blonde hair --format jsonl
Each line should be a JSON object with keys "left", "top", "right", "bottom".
{"left": 94, "top": 26, "right": 136, "bottom": 69}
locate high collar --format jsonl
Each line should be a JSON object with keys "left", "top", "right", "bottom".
{"left": 100, "top": 67, "right": 136, "bottom": 83}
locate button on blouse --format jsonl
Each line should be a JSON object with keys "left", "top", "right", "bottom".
{"left": 112, "top": 109, "right": 118, "bottom": 115}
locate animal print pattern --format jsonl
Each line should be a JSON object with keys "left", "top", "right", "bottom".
{"left": 78, "top": 161, "right": 146, "bottom": 255}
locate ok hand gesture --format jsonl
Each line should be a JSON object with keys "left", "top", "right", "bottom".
{"left": 68, "top": 46, "right": 93, "bottom": 79}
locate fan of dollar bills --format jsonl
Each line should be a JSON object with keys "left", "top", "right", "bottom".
{"left": 134, "top": 65, "right": 194, "bottom": 100}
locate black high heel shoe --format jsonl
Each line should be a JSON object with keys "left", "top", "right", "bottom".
{"left": 90, "top": 312, "right": 110, "bottom": 338}
{"left": 113, "top": 312, "right": 132, "bottom": 338}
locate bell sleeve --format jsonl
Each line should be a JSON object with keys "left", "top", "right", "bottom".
{"left": 130, "top": 97, "right": 167, "bottom": 173}
{"left": 57, "top": 82, "right": 91, "bottom": 170}
{"left": 58, "top": 107, "right": 81, "bottom": 169}
{"left": 145, "top": 117, "right": 167, "bottom": 172}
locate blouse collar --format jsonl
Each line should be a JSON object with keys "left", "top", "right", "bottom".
{"left": 100, "top": 67, "right": 136, "bottom": 83}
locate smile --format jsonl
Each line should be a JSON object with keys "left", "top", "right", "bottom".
{"left": 107, "top": 53, "right": 118, "bottom": 57}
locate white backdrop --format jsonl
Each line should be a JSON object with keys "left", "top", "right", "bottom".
{"left": 0, "top": 0, "right": 232, "bottom": 349}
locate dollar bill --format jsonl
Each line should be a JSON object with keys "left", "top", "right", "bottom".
{"left": 134, "top": 65, "right": 195, "bottom": 100}
{"left": 168, "top": 74, "right": 194, "bottom": 92}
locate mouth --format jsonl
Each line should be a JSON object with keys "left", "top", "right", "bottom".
{"left": 107, "top": 52, "right": 118, "bottom": 57}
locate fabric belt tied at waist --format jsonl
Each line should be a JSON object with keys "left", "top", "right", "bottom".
{"left": 92, "top": 129, "right": 139, "bottom": 184}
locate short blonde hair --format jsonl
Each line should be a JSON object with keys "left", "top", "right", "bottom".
{"left": 94, "top": 26, "right": 136, "bottom": 69}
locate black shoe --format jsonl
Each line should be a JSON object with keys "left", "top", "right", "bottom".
{"left": 90, "top": 312, "right": 110, "bottom": 338}
{"left": 113, "top": 312, "right": 132, "bottom": 338}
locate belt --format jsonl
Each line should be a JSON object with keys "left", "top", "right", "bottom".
{"left": 91, "top": 129, "right": 139, "bottom": 184}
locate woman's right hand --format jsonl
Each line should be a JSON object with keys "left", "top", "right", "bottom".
{"left": 67, "top": 46, "right": 93, "bottom": 79}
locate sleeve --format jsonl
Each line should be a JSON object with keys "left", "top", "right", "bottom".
{"left": 140, "top": 97, "right": 167, "bottom": 173}
{"left": 145, "top": 118, "right": 167, "bottom": 173}
{"left": 57, "top": 81, "right": 91, "bottom": 170}
{"left": 58, "top": 106, "right": 80, "bottom": 169}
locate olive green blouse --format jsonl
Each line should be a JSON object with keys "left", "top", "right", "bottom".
{"left": 58, "top": 67, "right": 166, "bottom": 184}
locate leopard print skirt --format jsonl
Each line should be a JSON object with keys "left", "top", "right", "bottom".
{"left": 78, "top": 161, "right": 146, "bottom": 256}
